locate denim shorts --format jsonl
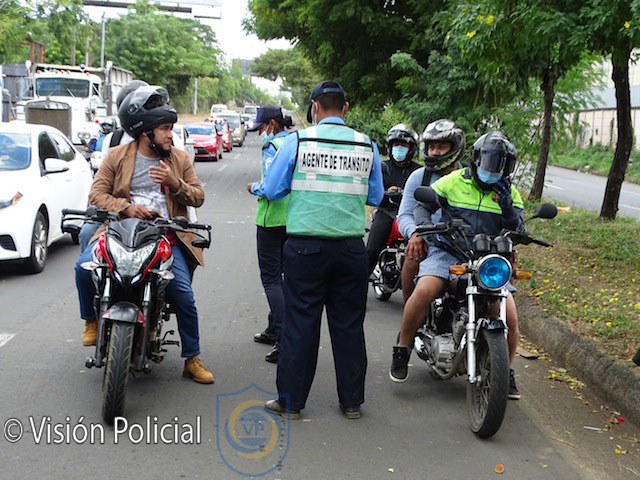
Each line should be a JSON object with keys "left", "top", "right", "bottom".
{"left": 417, "top": 246, "right": 517, "bottom": 292}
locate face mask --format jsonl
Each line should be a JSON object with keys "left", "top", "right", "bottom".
{"left": 477, "top": 167, "right": 502, "bottom": 185}
{"left": 260, "top": 130, "right": 273, "bottom": 145}
{"left": 391, "top": 145, "right": 409, "bottom": 163}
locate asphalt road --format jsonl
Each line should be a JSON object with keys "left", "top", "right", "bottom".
{"left": 544, "top": 165, "right": 640, "bottom": 219}
{"left": 2, "top": 136, "right": 640, "bottom": 479}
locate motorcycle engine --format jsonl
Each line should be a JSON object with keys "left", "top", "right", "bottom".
{"left": 432, "top": 334, "right": 456, "bottom": 370}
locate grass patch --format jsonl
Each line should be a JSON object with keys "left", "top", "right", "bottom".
{"left": 516, "top": 201, "right": 640, "bottom": 362}
{"left": 550, "top": 145, "right": 640, "bottom": 184}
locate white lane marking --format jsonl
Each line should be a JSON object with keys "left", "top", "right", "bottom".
{"left": 621, "top": 203, "right": 640, "bottom": 211}
{"left": 626, "top": 191, "right": 640, "bottom": 198}
{"left": 217, "top": 164, "right": 228, "bottom": 173}
{"left": 544, "top": 184, "right": 565, "bottom": 191}
{"left": 233, "top": 153, "right": 241, "bottom": 159}
{"left": 0, "top": 333, "right": 16, "bottom": 348}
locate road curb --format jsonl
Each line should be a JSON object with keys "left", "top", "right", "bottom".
{"left": 517, "top": 294, "right": 640, "bottom": 425}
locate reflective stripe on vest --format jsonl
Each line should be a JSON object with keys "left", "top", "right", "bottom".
{"left": 256, "top": 135, "right": 289, "bottom": 227}
{"left": 287, "top": 124, "right": 374, "bottom": 237}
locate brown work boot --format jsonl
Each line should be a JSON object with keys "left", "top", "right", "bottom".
{"left": 183, "top": 356, "right": 214, "bottom": 384}
{"left": 81, "top": 320, "right": 97, "bottom": 346}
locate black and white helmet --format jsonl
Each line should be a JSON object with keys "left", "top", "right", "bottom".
{"left": 116, "top": 79, "right": 149, "bottom": 109}
{"left": 387, "top": 123, "right": 418, "bottom": 164}
{"left": 421, "top": 119, "right": 465, "bottom": 171}
{"left": 118, "top": 86, "right": 177, "bottom": 139}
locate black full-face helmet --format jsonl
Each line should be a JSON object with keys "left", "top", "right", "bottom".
{"left": 387, "top": 123, "right": 419, "bottom": 165}
{"left": 118, "top": 86, "right": 177, "bottom": 139}
{"left": 116, "top": 79, "right": 149, "bottom": 109}
{"left": 470, "top": 130, "right": 517, "bottom": 190}
{"left": 421, "top": 119, "right": 465, "bottom": 172}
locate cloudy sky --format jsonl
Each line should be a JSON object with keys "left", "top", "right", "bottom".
{"left": 85, "top": 0, "right": 291, "bottom": 62}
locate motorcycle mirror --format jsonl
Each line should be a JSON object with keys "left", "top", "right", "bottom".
{"left": 191, "top": 239, "right": 210, "bottom": 249}
{"left": 173, "top": 216, "right": 189, "bottom": 228}
{"left": 532, "top": 203, "right": 558, "bottom": 220}
{"left": 414, "top": 186, "right": 439, "bottom": 206}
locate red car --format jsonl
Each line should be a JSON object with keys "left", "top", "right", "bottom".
{"left": 215, "top": 120, "right": 233, "bottom": 152}
{"left": 185, "top": 123, "right": 222, "bottom": 161}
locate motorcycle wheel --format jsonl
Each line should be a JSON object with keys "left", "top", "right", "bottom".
{"left": 371, "top": 267, "right": 392, "bottom": 301}
{"left": 102, "top": 322, "right": 135, "bottom": 424}
{"left": 467, "top": 329, "right": 509, "bottom": 439}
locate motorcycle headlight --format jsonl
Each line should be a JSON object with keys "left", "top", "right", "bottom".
{"left": 476, "top": 255, "right": 512, "bottom": 291}
{"left": 107, "top": 238, "right": 156, "bottom": 278}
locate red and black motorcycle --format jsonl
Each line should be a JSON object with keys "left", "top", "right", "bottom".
{"left": 62, "top": 208, "right": 211, "bottom": 423}
{"left": 370, "top": 189, "right": 406, "bottom": 301}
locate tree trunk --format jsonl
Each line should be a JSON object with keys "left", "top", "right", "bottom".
{"left": 528, "top": 69, "right": 556, "bottom": 201}
{"left": 600, "top": 50, "right": 633, "bottom": 220}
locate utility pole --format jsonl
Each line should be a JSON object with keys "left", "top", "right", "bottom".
{"left": 100, "top": 13, "right": 106, "bottom": 68}
{"left": 193, "top": 77, "right": 198, "bottom": 115}
{"left": 71, "top": 26, "right": 76, "bottom": 66}
{"left": 85, "top": 36, "right": 90, "bottom": 66}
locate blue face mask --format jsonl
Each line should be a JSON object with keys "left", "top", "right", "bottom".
{"left": 477, "top": 167, "right": 502, "bottom": 185}
{"left": 392, "top": 145, "right": 409, "bottom": 162}
{"left": 260, "top": 130, "right": 273, "bottom": 145}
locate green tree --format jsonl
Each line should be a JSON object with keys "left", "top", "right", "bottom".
{"left": 105, "top": 0, "right": 223, "bottom": 98}
{"left": 251, "top": 47, "right": 320, "bottom": 107}
{"left": 579, "top": 0, "right": 640, "bottom": 219}
{"left": 245, "top": 0, "right": 427, "bottom": 107}
{"left": 0, "top": 0, "right": 31, "bottom": 63}
{"left": 448, "top": 0, "right": 586, "bottom": 201}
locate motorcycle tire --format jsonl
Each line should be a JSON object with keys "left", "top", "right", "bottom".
{"left": 373, "top": 283, "right": 392, "bottom": 302}
{"left": 102, "top": 322, "right": 135, "bottom": 424}
{"left": 467, "top": 329, "right": 509, "bottom": 439}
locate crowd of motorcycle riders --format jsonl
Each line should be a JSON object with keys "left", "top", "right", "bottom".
{"left": 74, "top": 79, "right": 524, "bottom": 417}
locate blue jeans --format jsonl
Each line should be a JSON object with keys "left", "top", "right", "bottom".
{"left": 256, "top": 226, "right": 286, "bottom": 337}
{"left": 78, "top": 222, "right": 101, "bottom": 251}
{"left": 75, "top": 241, "right": 201, "bottom": 357}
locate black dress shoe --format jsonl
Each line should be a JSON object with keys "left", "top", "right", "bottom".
{"left": 265, "top": 343, "right": 279, "bottom": 363}
{"left": 264, "top": 399, "right": 300, "bottom": 419}
{"left": 340, "top": 404, "right": 361, "bottom": 419}
{"left": 253, "top": 330, "right": 278, "bottom": 345}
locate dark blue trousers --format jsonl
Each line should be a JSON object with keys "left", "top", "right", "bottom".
{"left": 276, "top": 236, "right": 368, "bottom": 410}
{"left": 256, "top": 225, "right": 287, "bottom": 336}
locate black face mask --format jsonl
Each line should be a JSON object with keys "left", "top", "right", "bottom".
{"left": 145, "top": 130, "right": 171, "bottom": 158}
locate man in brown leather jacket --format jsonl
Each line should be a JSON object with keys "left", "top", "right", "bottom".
{"left": 75, "top": 86, "right": 213, "bottom": 384}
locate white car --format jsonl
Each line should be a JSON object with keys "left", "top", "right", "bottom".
{"left": 173, "top": 123, "right": 195, "bottom": 164}
{"left": 0, "top": 123, "right": 92, "bottom": 273}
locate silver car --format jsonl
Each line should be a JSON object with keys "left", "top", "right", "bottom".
{"left": 212, "top": 112, "right": 246, "bottom": 147}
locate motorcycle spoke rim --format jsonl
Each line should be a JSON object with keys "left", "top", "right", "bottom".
{"left": 472, "top": 342, "right": 491, "bottom": 421}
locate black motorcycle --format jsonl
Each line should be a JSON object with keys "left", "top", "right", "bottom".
{"left": 412, "top": 186, "right": 557, "bottom": 438}
{"left": 62, "top": 208, "right": 211, "bottom": 423}
{"left": 370, "top": 188, "right": 406, "bottom": 301}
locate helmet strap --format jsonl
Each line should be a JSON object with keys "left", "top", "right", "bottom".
{"left": 145, "top": 130, "right": 171, "bottom": 158}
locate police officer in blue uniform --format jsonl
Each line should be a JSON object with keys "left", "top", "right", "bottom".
{"left": 249, "top": 81, "right": 383, "bottom": 419}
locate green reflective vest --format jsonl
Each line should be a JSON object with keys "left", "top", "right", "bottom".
{"left": 255, "top": 136, "right": 288, "bottom": 227}
{"left": 287, "top": 123, "right": 374, "bottom": 237}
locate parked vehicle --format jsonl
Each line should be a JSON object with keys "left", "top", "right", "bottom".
{"left": 185, "top": 123, "right": 221, "bottom": 161}
{"left": 211, "top": 111, "right": 245, "bottom": 147}
{"left": 370, "top": 188, "right": 405, "bottom": 301}
{"left": 214, "top": 120, "right": 232, "bottom": 152}
{"left": 411, "top": 186, "right": 557, "bottom": 438}
{"left": 172, "top": 123, "right": 195, "bottom": 164}
{"left": 61, "top": 208, "right": 211, "bottom": 423}
{"left": 0, "top": 122, "right": 92, "bottom": 273}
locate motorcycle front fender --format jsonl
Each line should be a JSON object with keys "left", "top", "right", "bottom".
{"left": 102, "top": 301, "right": 143, "bottom": 324}
{"left": 478, "top": 317, "right": 506, "bottom": 331}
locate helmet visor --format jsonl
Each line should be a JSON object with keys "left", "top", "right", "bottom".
{"left": 477, "top": 149, "right": 508, "bottom": 174}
